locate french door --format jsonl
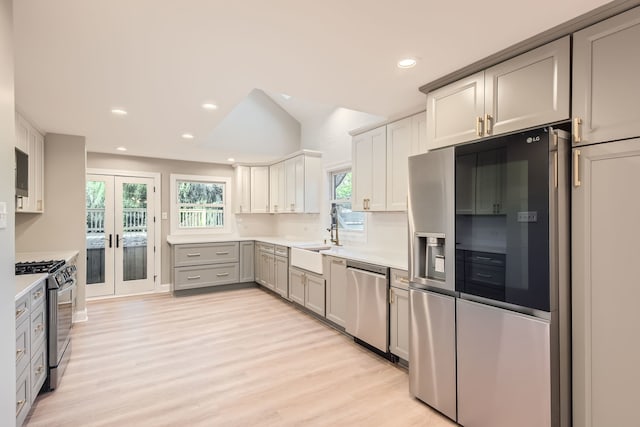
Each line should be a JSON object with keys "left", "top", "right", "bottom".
{"left": 86, "top": 174, "right": 156, "bottom": 297}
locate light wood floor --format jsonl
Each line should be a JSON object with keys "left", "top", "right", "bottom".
{"left": 26, "top": 287, "right": 456, "bottom": 427}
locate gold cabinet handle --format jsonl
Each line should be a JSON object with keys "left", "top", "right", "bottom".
{"left": 476, "top": 116, "right": 484, "bottom": 137}
{"left": 34, "top": 323, "right": 44, "bottom": 333}
{"left": 216, "top": 273, "right": 229, "bottom": 277}
{"left": 484, "top": 114, "right": 493, "bottom": 135}
{"left": 573, "top": 117, "right": 582, "bottom": 144}
{"left": 15, "top": 308, "right": 26, "bottom": 319}
{"left": 215, "top": 252, "right": 229, "bottom": 255}
{"left": 33, "top": 290, "right": 43, "bottom": 299}
{"left": 573, "top": 149, "right": 581, "bottom": 187}
{"left": 187, "top": 275, "right": 201, "bottom": 280}
{"left": 399, "top": 277, "right": 409, "bottom": 284}
{"left": 186, "top": 253, "right": 201, "bottom": 257}
{"left": 35, "top": 365, "right": 44, "bottom": 375}
{"left": 16, "top": 348, "right": 25, "bottom": 359}
{"left": 389, "top": 288, "right": 394, "bottom": 303}
{"left": 16, "top": 399, "right": 26, "bottom": 415}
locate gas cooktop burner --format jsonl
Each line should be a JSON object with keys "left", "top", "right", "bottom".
{"left": 15, "top": 260, "right": 65, "bottom": 275}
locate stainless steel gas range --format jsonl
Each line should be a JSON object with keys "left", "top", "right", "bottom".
{"left": 15, "top": 258, "right": 77, "bottom": 391}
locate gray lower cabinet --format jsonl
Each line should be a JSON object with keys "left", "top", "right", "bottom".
{"left": 572, "top": 139, "right": 640, "bottom": 426}
{"left": 16, "top": 279, "right": 48, "bottom": 427}
{"left": 239, "top": 241, "right": 254, "bottom": 282}
{"left": 274, "top": 253, "right": 289, "bottom": 298}
{"left": 573, "top": 6, "right": 640, "bottom": 146}
{"left": 325, "top": 256, "right": 347, "bottom": 327}
{"left": 389, "top": 269, "right": 409, "bottom": 361}
{"left": 289, "top": 266, "right": 325, "bottom": 316}
{"left": 254, "top": 243, "right": 262, "bottom": 284}
{"left": 171, "top": 242, "right": 240, "bottom": 291}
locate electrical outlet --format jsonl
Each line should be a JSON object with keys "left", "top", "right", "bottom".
{"left": 517, "top": 211, "right": 538, "bottom": 223}
{"left": 161, "top": 212, "right": 168, "bottom": 220}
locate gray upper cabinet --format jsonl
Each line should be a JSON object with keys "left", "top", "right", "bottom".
{"left": 426, "top": 72, "right": 485, "bottom": 149}
{"left": 484, "top": 36, "right": 570, "bottom": 137}
{"left": 573, "top": 7, "right": 640, "bottom": 146}
{"left": 426, "top": 36, "right": 570, "bottom": 150}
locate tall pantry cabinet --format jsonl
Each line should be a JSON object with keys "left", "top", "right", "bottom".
{"left": 571, "top": 6, "right": 640, "bottom": 427}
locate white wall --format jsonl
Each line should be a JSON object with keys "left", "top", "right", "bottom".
{"left": 16, "top": 134, "right": 87, "bottom": 315}
{"left": 0, "top": 0, "right": 15, "bottom": 423}
{"left": 206, "top": 88, "right": 301, "bottom": 162}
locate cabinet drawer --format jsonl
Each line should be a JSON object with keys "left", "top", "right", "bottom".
{"left": 16, "top": 319, "right": 29, "bottom": 375}
{"left": 30, "top": 341, "right": 47, "bottom": 401}
{"left": 30, "top": 280, "right": 46, "bottom": 310}
{"left": 174, "top": 242, "right": 239, "bottom": 266}
{"left": 274, "top": 245, "right": 288, "bottom": 257}
{"left": 174, "top": 263, "right": 240, "bottom": 290}
{"left": 16, "top": 365, "right": 30, "bottom": 427}
{"left": 30, "top": 302, "right": 47, "bottom": 350}
{"left": 15, "top": 294, "right": 29, "bottom": 327}
{"left": 256, "top": 242, "right": 275, "bottom": 254}
{"left": 390, "top": 268, "right": 409, "bottom": 290}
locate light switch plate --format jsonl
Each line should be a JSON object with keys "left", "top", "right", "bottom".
{"left": 0, "top": 202, "right": 7, "bottom": 229}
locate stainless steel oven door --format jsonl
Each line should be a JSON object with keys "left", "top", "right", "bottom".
{"left": 49, "top": 280, "right": 75, "bottom": 366}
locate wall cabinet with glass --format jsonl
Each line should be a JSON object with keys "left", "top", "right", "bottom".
{"left": 15, "top": 112, "right": 45, "bottom": 213}
{"left": 426, "top": 36, "right": 570, "bottom": 150}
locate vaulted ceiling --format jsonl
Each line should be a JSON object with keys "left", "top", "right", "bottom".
{"left": 14, "top": 0, "right": 612, "bottom": 163}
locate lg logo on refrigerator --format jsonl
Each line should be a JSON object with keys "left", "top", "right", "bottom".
{"left": 526, "top": 135, "right": 541, "bottom": 143}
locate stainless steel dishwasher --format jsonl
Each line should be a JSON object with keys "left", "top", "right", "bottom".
{"left": 346, "top": 260, "right": 390, "bottom": 355}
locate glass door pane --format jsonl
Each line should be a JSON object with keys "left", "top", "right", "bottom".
{"left": 115, "top": 176, "right": 155, "bottom": 295}
{"left": 85, "top": 175, "right": 115, "bottom": 297}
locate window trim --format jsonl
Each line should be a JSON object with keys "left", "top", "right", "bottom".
{"left": 169, "top": 173, "right": 232, "bottom": 235}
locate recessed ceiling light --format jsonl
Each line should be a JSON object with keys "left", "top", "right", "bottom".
{"left": 397, "top": 58, "right": 417, "bottom": 69}
{"left": 202, "top": 103, "right": 218, "bottom": 111}
{"left": 227, "top": 158, "right": 235, "bottom": 162}
{"left": 281, "top": 94, "right": 292, "bottom": 100}
{"left": 181, "top": 133, "right": 194, "bottom": 140}
{"left": 116, "top": 146, "right": 127, "bottom": 151}
{"left": 111, "top": 109, "right": 128, "bottom": 115}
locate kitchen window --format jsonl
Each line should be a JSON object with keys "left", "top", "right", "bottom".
{"left": 170, "top": 174, "right": 231, "bottom": 234}
{"left": 330, "top": 168, "right": 364, "bottom": 232}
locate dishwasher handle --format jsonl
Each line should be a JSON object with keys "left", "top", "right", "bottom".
{"left": 347, "top": 266, "right": 388, "bottom": 280}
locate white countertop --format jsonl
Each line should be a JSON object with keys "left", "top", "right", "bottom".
{"left": 167, "top": 235, "right": 408, "bottom": 271}
{"left": 16, "top": 250, "right": 80, "bottom": 264}
{"left": 15, "top": 273, "right": 47, "bottom": 300}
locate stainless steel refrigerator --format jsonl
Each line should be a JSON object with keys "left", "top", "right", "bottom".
{"left": 408, "top": 127, "right": 571, "bottom": 426}
{"left": 407, "top": 146, "right": 457, "bottom": 421}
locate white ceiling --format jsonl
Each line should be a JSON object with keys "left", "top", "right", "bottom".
{"left": 14, "top": 0, "right": 612, "bottom": 163}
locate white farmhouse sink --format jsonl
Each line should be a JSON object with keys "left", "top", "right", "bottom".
{"left": 290, "top": 246, "right": 330, "bottom": 274}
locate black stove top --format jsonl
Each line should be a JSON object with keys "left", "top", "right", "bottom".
{"left": 16, "top": 260, "right": 66, "bottom": 275}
